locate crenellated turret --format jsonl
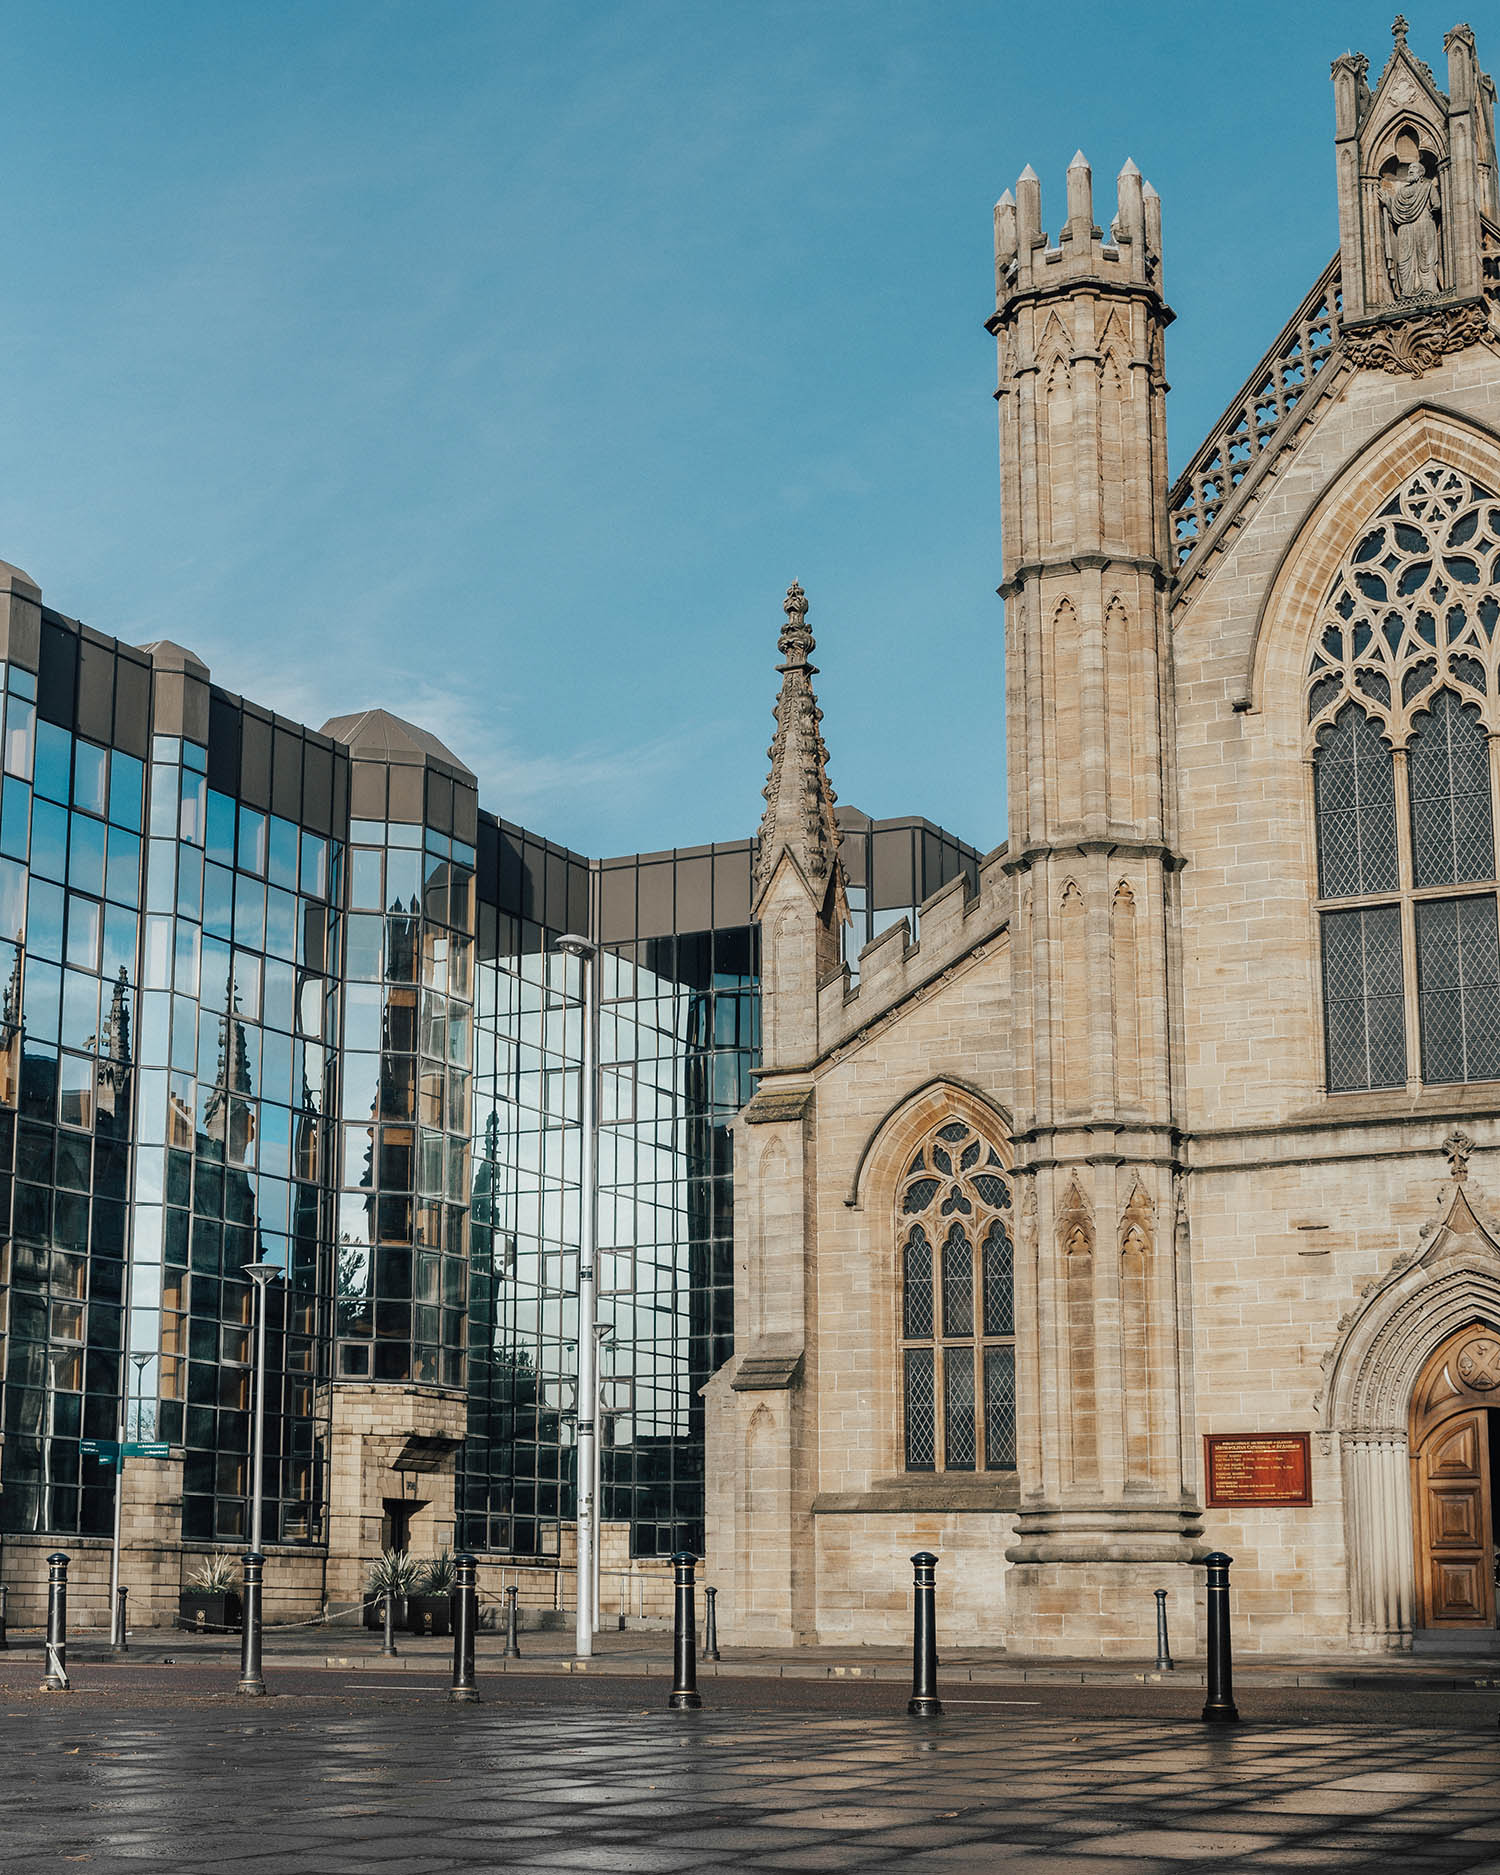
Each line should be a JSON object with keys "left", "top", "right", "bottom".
{"left": 994, "top": 154, "right": 1163, "bottom": 301}
{"left": 987, "top": 148, "right": 1196, "bottom": 1626}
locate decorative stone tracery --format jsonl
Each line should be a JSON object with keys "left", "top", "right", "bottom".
{"left": 897, "top": 1116, "right": 1016, "bottom": 1475}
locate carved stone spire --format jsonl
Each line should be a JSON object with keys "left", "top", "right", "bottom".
{"left": 752, "top": 582, "right": 847, "bottom": 921}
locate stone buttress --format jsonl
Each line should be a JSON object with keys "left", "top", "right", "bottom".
{"left": 703, "top": 583, "right": 848, "bottom": 1644}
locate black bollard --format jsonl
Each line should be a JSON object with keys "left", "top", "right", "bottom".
{"left": 448, "top": 1553, "right": 479, "bottom": 1703}
{"left": 0, "top": 1581, "right": 9, "bottom": 1650}
{"left": 1154, "top": 1588, "right": 1174, "bottom": 1672}
{"left": 1201, "top": 1551, "right": 1238, "bottom": 1725}
{"left": 667, "top": 1551, "right": 702, "bottom": 1711}
{"left": 502, "top": 1584, "right": 521, "bottom": 1659}
{"left": 237, "top": 1551, "right": 266, "bottom": 1697}
{"left": 382, "top": 1588, "right": 399, "bottom": 1658}
{"left": 112, "top": 1585, "right": 129, "bottom": 1654}
{"left": 43, "top": 1552, "right": 70, "bottom": 1692}
{"left": 908, "top": 1551, "right": 942, "bottom": 1717}
{"left": 703, "top": 1584, "right": 721, "bottom": 1662}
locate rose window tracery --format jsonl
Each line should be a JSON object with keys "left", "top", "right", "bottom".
{"left": 1307, "top": 465, "right": 1500, "bottom": 1094}
{"left": 897, "top": 1118, "right": 1015, "bottom": 1473}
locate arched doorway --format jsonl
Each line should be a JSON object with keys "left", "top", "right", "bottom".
{"left": 1410, "top": 1326, "right": 1500, "bottom": 1630}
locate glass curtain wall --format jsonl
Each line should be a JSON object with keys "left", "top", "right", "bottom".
{"left": 335, "top": 794, "right": 476, "bottom": 1390}
{"left": 155, "top": 758, "right": 340, "bottom": 1544}
{"left": 0, "top": 661, "right": 141, "bottom": 1535}
{"left": 459, "top": 819, "right": 589, "bottom": 1557}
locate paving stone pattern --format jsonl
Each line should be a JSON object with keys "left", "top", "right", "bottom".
{"left": 4, "top": 1681, "right": 1500, "bottom": 1875}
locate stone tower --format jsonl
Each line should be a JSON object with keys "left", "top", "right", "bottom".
{"left": 989, "top": 154, "right": 1201, "bottom": 1646}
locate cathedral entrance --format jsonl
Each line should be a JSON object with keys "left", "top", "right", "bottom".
{"left": 1411, "top": 1328, "right": 1500, "bottom": 1630}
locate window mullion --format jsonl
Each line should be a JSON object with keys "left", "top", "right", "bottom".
{"left": 1393, "top": 748, "right": 1421, "bottom": 1095}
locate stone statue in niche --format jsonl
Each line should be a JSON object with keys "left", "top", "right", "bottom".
{"left": 1381, "top": 137, "right": 1442, "bottom": 299}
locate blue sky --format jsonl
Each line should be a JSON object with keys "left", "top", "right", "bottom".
{"left": 0, "top": 2, "right": 1444, "bottom": 857}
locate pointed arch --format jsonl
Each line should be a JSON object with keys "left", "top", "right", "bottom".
{"left": 1249, "top": 403, "right": 1500, "bottom": 715}
{"left": 892, "top": 1108, "right": 1016, "bottom": 1476}
{"left": 1318, "top": 1188, "right": 1500, "bottom": 1650}
{"left": 1059, "top": 878, "right": 1089, "bottom": 1112}
{"left": 1111, "top": 879, "right": 1141, "bottom": 1106}
{"left": 1050, "top": 598, "right": 1083, "bottom": 825}
{"left": 1058, "top": 1176, "right": 1097, "bottom": 1486}
{"left": 1103, "top": 594, "right": 1135, "bottom": 820}
{"left": 1118, "top": 1179, "right": 1155, "bottom": 1487}
{"left": 844, "top": 1076, "right": 1014, "bottom": 1210}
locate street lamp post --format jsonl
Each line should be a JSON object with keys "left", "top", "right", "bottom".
{"left": 593, "top": 1323, "right": 615, "bottom": 1633}
{"left": 238, "top": 1260, "right": 281, "bottom": 1697}
{"left": 555, "top": 933, "right": 598, "bottom": 1660}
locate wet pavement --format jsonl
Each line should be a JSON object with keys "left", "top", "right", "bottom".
{"left": 1, "top": 1653, "right": 1499, "bottom": 1872}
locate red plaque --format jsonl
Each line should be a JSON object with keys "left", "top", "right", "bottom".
{"left": 1204, "top": 1433, "right": 1312, "bottom": 1508}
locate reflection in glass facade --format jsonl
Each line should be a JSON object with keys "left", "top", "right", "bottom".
{"left": 0, "top": 599, "right": 979, "bottom": 1568}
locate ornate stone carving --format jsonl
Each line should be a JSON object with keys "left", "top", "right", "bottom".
{"left": 1118, "top": 1180, "right": 1154, "bottom": 1255}
{"left": 752, "top": 581, "right": 847, "bottom": 910}
{"left": 1443, "top": 1129, "right": 1475, "bottom": 1182}
{"left": 1057, "top": 1175, "right": 1093, "bottom": 1257}
{"left": 1342, "top": 300, "right": 1492, "bottom": 377}
{"left": 1456, "top": 1335, "right": 1500, "bottom": 1390}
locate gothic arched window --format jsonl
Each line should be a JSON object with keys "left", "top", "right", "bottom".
{"left": 898, "top": 1118, "right": 1015, "bottom": 1472}
{"left": 1308, "top": 465, "right": 1500, "bottom": 1092}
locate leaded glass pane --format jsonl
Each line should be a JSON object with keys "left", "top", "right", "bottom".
{"left": 904, "top": 1348, "right": 935, "bottom": 1471}
{"left": 1417, "top": 893, "right": 1500, "bottom": 1085}
{"left": 942, "top": 1345, "right": 975, "bottom": 1471}
{"left": 983, "top": 1344, "right": 1017, "bottom": 1470}
{"left": 1321, "top": 906, "right": 1406, "bottom": 1092}
{"left": 1314, "top": 704, "right": 1398, "bottom": 898}
{"left": 1408, "top": 690, "right": 1495, "bottom": 887}
{"left": 941, "top": 1223, "right": 973, "bottom": 1337}
{"left": 981, "top": 1221, "right": 1013, "bottom": 1337}
{"left": 902, "top": 1226, "right": 933, "bottom": 1339}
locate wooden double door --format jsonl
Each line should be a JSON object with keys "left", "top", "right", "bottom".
{"left": 1412, "top": 1328, "right": 1500, "bottom": 1629}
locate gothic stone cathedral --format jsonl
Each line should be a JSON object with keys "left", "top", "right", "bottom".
{"left": 706, "top": 20, "right": 1500, "bottom": 1657}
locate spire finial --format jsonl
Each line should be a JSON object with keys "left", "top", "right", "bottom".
{"left": 754, "top": 582, "right": 848, "bottom": 920}
{"left": 1392, "top": 13, "right": 1408, "bottom": 44}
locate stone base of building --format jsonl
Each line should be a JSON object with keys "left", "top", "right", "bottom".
{"left": 1003, "top": 1559, "right": 1200, "bottom": 1658}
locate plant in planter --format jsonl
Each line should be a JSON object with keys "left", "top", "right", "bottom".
{"left": 364, "top": 1549, "right": 420, "bottom": 1630}
{"left": 179, "top": 1550, "right": 243, "bottom": 1633}
{"left": 407, "top": 1548, "right": 456, "bottom": 1637}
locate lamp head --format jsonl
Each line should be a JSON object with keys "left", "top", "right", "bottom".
{"left": 554, "top": 933, "right": 595, "bottom": 960}
{"left": 243, "top": 1260, "right": 283, "bottom": 1287}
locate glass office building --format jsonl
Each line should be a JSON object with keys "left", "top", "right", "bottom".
{"left": 0, "top": 575, "right": 979, "bottom": 1576}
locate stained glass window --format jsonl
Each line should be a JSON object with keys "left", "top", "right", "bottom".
{"left": 897, "top": 1117, "right": 1014, "bottom": 1473}
{"left": 1308, "top": 466, "right": 1500, "bottom": 1094}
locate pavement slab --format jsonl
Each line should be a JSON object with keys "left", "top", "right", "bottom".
{"left": 2, "top": 1659, "right": 1500, "bottom": 1873}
